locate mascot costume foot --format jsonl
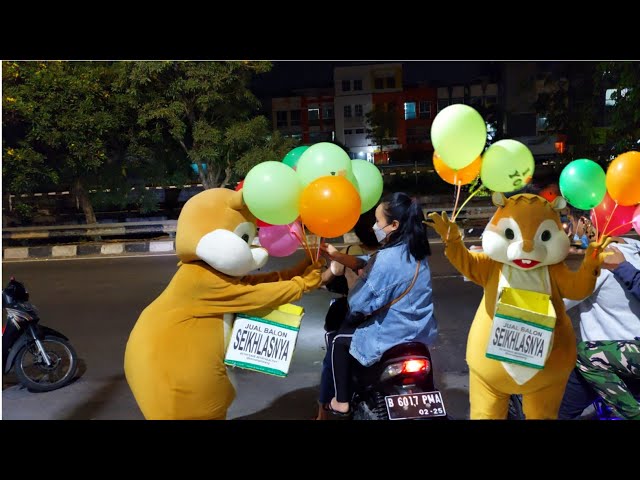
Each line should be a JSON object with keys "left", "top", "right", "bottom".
{"left": 427, "top": 192, "right": 611, "bottom": 419}
{"left": 124, "top": 188, "right": 323, "bottom": 420}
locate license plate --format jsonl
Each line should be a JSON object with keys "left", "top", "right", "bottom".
{"left": 385, "top": 391, "right": 446, "bottom": 420}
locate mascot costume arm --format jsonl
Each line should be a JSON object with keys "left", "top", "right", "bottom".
{"left": 426, "top": 211, "right": 496, "bottom": 287}
{"left": 549, "top": 235, "right": 613, "bottom": 300}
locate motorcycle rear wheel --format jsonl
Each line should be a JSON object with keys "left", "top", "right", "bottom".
{"left": 15, "top": 335, "right": 78, "bottom": 392}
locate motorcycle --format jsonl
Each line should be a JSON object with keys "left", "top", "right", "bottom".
{"left": 508, "top": 378, "right": 640, "bottom": 420}
{"left": 2, "top": 277, "right": 78, "bottom": 392}
{"left": 350, "top": 341, "right": 448, "bottom": 421}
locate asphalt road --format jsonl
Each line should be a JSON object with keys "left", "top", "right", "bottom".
{"left": 2, "top": 243, "right": 584, "bottom": 420}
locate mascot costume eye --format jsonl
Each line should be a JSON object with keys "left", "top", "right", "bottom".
{"left": 124, "top": 188, "right": 323, "bottom": 420}
{"left": 427, "top": 192, "right": 611, "bottom": 419}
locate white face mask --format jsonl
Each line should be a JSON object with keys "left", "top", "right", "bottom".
{"left": 372, "top": 222, "right": 388, "bottom": 244}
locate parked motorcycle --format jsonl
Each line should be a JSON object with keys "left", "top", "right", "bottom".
{"left": 2, "top": 277, "right": 78, "bottom": 392}
{"left": 350, "top": 341, "right": 448, "bottom": 420}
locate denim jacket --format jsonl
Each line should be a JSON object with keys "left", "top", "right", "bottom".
{"left": 347, "top": 242, "right": 437, "bottom": 367}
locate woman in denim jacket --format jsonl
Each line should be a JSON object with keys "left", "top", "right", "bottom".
{"left": 319, "top": 192, "right": 436, "bottom": 416}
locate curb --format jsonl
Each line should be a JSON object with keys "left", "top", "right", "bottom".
{"left": 2, "top": 240, "right": 177, "bottom": 261}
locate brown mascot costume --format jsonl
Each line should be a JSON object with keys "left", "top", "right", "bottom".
{"left": 124, "top": 188, "right": 323, "bottom": 420}
{"left": 428, "top": 192, "right": 611, "bottom": 419}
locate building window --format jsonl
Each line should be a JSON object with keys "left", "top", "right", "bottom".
{"left": 419, "top": 101, "right": 431, "bottom": 119}
{"left": 353, "top": 79, "right": 363, "bottom": 91}
{"left": 354, "top": 104, "right": 363, "bottom": 118}
{"left": 290, "top": 110, "right": 301, "bottom": 126}
{"left": 344, "top": 129, "right": 353, "bottom": 135}
{"left": 406, "top": 126, "right": 429, "bottom": 144}
{"left": 451, "top": 97, "right": 464, "bottom": 106}
{"left": 355, "top": 128, "right": 365, "bottom": 134}
{"left": 308, "top": 108, "right": 320, "bottom": 121}
{"left": 344, "top": 105, "right": 352, "bottom": 118}
{"left": 536, "top": 115, "right": 548, "bottom": 132}
{"left": 386, "top": 77, "right": 396, "bottom": 89}
{"left": 404, "top": 102, "right": 417, "bottom": 120}
{"left": 276, "top": 111, "right": 288, "bottom": 128}
{"left": 322, "top": 105, "right": 334, "bottom": 120}
{"left": 342, "top": 80, "right": 351, "bottom": 92}
{"left": 437, "top": 99, "right": 449, "bottom": 112}
{"left": 374, "top": 78, "right": 384, "bottom": 89}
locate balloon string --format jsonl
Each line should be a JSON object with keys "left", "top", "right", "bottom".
{"left": 451, "top": 184, "right": 462, "bottom": 222}
{"left": 599, "top": 202, "right": 619, "bottom": 241}
{"left": 453, "top": 187, "right": 480, "bottom": 222}
{"left": 316, "top": 237, "right": 323, "bottom": 263}
{"left": 293, "top": 222, "right": 313, "bottom": 262}
{"left": 290, "top": 229, "right": 311, "bottom": 261}
{"left": 603, "top": 220, "right": 633, "bottom": 237}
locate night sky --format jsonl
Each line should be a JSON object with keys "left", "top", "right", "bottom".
{"left": 251, "top": 61, "right": 498, "bottom": 100}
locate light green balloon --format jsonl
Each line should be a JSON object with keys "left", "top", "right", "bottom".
{"left": 480, "top": 140, "right": 535, "bottom": 193}
{"left": 431, "top": 104, "right": 487, "bottom": 169}
{"left": 351, "top": 160, "right": 383, "bottom": 213}
{"left": 296, "top": 142, "right": 353, "bottom": 187}
{"left": 243, "top": 161, "right": 301, "bottom": 225}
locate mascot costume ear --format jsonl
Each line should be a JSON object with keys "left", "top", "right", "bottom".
{"left": 124, "top": 187, "right": 324, "bottom": 420}
{"left": 427, "top": 192, "right": 612, "bottom": 419}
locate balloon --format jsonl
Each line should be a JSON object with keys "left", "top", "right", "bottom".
{"left": 242, "top": 161, "right": 301, "bottom": 225}
{"left": 558, "top": 159, "right": 607, "bottom": 210}
{"left": 282, "top": 146, "right": 309, "bottom": 170}
{"left": 430, "top": 104, "right": 487, "bottom": 170}
{"left": 634, "top": 205, "right": 640, "bottom": 235}
{"left": 480, "top": 140, "right": 535, "bottom": 193}
{"left": 539, "top": 184, "right": 560, "bottom": 203}
{"left": 433, "top": 151, "right": 481, "bottom": 186}
{"left": 299, "top": 176, "right": 361, "bottom": 238}
{"left": 258, "top": 222, "right": 303, "bottom": 257}
{"left": 351, "top": 160, "right": 383, "bottom": 213}
{"left": 235, "top": 179, "right": 272, "bottom": 226}
{"left": 590, "top": 192, "right": 636, "bottom": 236}
{"left": 606, "top": 151, "right": 640, "bottom": 206}
{"left": 296, "top": 142, "right": 353, "bottom": 187}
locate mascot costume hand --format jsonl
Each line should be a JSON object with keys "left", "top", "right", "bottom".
{"left": 124, "top": 188, "right": 323, "bottom": 420}
{"left": 426, "top": 192, "right": 611, "bottom": 419}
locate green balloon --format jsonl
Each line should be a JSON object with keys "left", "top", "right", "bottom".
{"left": 282, "top": 146, "right": 309, "bottom": 169}
{"left": 431, "top": 104, "right": 487, "bottom": 169}
{"left": 351, "top": 160, "right": 383, "bottom": 213}
{"left": 296, "top": 142, "right": 353, "bottom": 187}
{"left": 480, "top": 140, "right": 535, "bottom": 193}
{"left": 243, "top": 161, "right": 301, "bottom": 225}
{"left": 559, "top": 159, "right": 607, "bottom": 210}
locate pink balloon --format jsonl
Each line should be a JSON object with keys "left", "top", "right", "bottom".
{"left": 590, "top": 192, "right": 636, "bottom": 236}
{"left": 258, "top": 222, "right": 303, "bottom": 257}
{"left": 634, "top": 205, "right": 640, "bottom": 236}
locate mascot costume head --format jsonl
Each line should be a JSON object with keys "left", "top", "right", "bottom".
{"left": 428, "top": 192, "right": 611, "bottom": 419}
{"left": 124, "top": 188, "right": 323, "bottom": 420}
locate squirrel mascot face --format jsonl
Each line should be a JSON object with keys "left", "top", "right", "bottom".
{"left": 175, "top": 188, "right": 269, "bottom": 277}
{"left": 482, "top": 192, "right": 570, "bottom": 270}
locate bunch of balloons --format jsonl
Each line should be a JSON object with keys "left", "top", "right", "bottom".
{"left": 240, "top": 142, "right": 385, "bottom": 257}
{"left": 559, "top": 151, "right": 640, "bottom": 237}
{"left": 431, "top": 104, "right": 535, "bottom": 194}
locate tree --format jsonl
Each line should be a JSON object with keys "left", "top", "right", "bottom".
{"left": 595, "top": 62, "right": 640, "bottom": 155}
{"left": 124, "top": 61, "right": 293, "bottom": 189}
{"left": 3, "top": 61, "right": 123, "bottom": 224}
{"left": 365, "top": 103, "right": 397, "bottom": 158}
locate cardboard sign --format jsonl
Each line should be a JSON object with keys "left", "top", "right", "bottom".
{"left": 224, "top": 304, "right": 304, "bottom": 377}
{"left": 486, "top": 287, "right": 556, "bottom": 369}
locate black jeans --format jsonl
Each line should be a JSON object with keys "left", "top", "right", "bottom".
{"left": 557, "top": 367, "right": 599, "bottom": 419}
{"left": 327, "top": 324, "right": 359, "bottom": 404}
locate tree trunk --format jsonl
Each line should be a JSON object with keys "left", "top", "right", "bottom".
{"left": 72, "top": 178, "right": 97, "bottom": 224}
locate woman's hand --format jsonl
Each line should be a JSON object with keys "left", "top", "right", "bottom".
{"left": 319, "top": 242, "right": 339, "bottom": 261}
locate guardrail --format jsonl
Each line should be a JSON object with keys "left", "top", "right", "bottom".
{"left": 3, "top": 204, "right": 497, "bottom": 243}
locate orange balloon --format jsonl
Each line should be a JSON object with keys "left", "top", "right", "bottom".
{"left": 433, "top": 151, "right": 482, "bottom": 186}
{"left": 606, "top": 151, "right": 640, "bottom": 206}
{"left": 299, "top": 175, "right": 361, "bottom": 238}
{"left": 539, "top": 184, "right": 560, "bottom": 203}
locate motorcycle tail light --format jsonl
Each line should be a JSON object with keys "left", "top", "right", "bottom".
{"left": 381, "top": 358, "right": 430, "bottom": 382}
{"left": 402, "top": 359, "right": 429, "bottom": 374}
